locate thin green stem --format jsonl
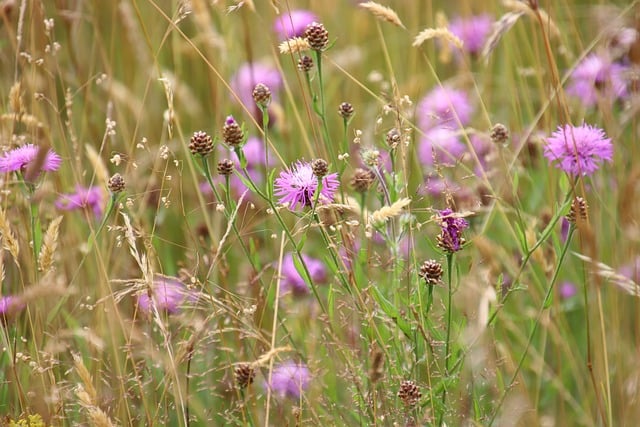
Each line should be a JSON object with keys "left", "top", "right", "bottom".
{"left": 439, "top": 252, "right": 454, "bottom": 425}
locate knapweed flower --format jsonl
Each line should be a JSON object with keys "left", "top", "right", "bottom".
{"left": 0, "top": 143, "right": 61, "bottom": 174}
{"left": 448, "top": 14, "right": 494, "bottom": 57}
{"left": 436, "top": 208, "right": 469, "bottom": 252}
{"left": 279, "top": 252, "right": 327, "bottom": 295}
{"left": 137, "top": 275, "right": 195, "bottom": 315}
{"left": 230, "top": 62, "right": 282, "bottom": 109}
{"left": 274, "top": 160, "right": 340, "bottom": 210}
{"left": 418, "top": 127, "right": 467, "bottom": 166}
{"left": 416, "top": 86, "right": 473, "bottom": 130}
{"left": 55, "top": 185, "right": 106, "bottom": 217}
{"left": 265, "top": 360, "right": 311, "bottom": 399}
{"left": 567, "top": 53, "right": 629, "bottom": 108}
{"left": 273, "top": 10, "right": 318, "bottom": 40}
{"left": 543, "top": 123, "right": 613, "bottom": 176}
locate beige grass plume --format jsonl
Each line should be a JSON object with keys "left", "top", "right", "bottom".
{"left": 279, "top": 37, "right": 310, "bottom": 54}
{"left": 38, "top": 215, "right": 63, "bottom": 273}
{"left": 413, "top": 27, "right": 463, "bottom": 50}
{"left": 0, "top": 209, "right": 19, "bottom": 261}
{"left": 369, "top": 198, "right": 411, "bottom": 225}
{"left": 359, "top": 1, "right": 405, "bottom": 29}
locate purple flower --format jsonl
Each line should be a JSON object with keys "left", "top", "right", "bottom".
{"left": 56, "top": 185, "right": 106, "bottom": 218}
{"left": 567, "top": 53, "right": 629, "bottom": 108}
{"left": 418, "top": 127, "right": 467, "bottom": 166}
{"left": 230, "top": 62, "right": 283, "bottom": 109}
{"left": 559, "top": 281, "right": 577, "bottom": 299}
{"left": 416, "top": 86, "right": 474, "bottom": 130}
{"left": 137, "top": 275, "right": 194, "bottom": 315}
{"left": 448, "top": 14, "right": 493, "bottom": 56}
{"left": 544, "top": 123, "right": 613, "bottom": 176}
{"left": 0, "top": 144, "right": 62, "bottom": 174}
{"left": 436, "top": 208, "right": 469, "bottom": 252}
{"left": 274, "top": 160, "right": 340, "bottom": 210}
{"left": 274, "top": 10, "right": 318, "bottom": 39}
{"left": 265, "top": 360, "right": 311, "bottom": 399}
{"left": 0, "top": 295, "right": 25, "bottom": 322}
{"left": 279, "top": 253, "right": 327, "bottom": 296}
{"left": 620, "top": 256, "right": 640, "bottom": 283}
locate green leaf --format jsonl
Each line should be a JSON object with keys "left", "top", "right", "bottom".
{"left": 370, "top": 285, "right": 412, "bottom": 337}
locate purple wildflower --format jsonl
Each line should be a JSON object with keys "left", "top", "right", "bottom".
{"left": 416, "top": 86, "right": 474, "bottom": 130}
{"left": 0, "top": 295, "right": 25, "bottom": 322}
{"left": 0, "top": 144, "right": 61, "bottom": 174}
{"left": 137, "top": 275, "right": 194, "bottom": 315}
{"left": 265, "top": 360, "right": 311, "bottom": 399}
{"left": 274, "top": 160, "right": 340, "bottom": 210}
{"left": 448, "top": 14, "right": 494, "bottom": 57}
{"left": 279, "top": 253, "right": 327, "bottom": 296}
{"left": 544, "top": 123, "right": 613, "bottom": 176}
{"left": 230, "top": 62, "right": 283, "bottom": 109}
{"left": 274, "top": 10, "right": 318, "bottom": 39}
{"left": 436, "top": 208, "right": 469, "bottom": 252}
{"left": 56, "top": 185, "right": 106, "bottom": 218}
{"left": 567, "top": 53, "right": 629, "bottom": 108}
{"left": 559, "top": 282, "right": 577, "bottom": 299}
{"left": 418, "top": 127, "right": 467, "bottom": 166}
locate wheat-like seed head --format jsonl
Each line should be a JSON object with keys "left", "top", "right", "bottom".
{"left": 0, "top": 209, "right": 19, "bottom": 261}
{"left": 369, "top": 198, "right": 411, "bottom": 225}
{"left": 38, "top": 216, "right": 63, "bottom": 273}
{"left": 413, "top": 27, "right": 464, "bottom": 49}
{"left": 279, "top": 37, "right": 310, "bottom": 54}
{"left": 359, "top": 1, "right": 405, "bottom": 29}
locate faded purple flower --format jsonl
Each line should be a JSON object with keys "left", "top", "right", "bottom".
{"left": 265, "top": 360, "right": 311, "bottom": 399}
{"left": 279, "top": 253, "right": 327, "bottom": 295}
{"left": 274, "top": 10, "right": 318, "bottom": 39}
{"left": 448, "top": 14, "right": 494, "bottom": 56}
{"left": 137, "top": 275, "right": 194, "bottom": 315}
{"left": 0, "top": 144, "right": 62, "bottom": 174}
{"left": 417, "top": 86, "right": 474, "bottom": 130}
{"left": 436, "top": 208, "right": 469, "bottom": 252}
{"left": 230, "top": 62, "right": 283, "bottom": 109}
{"left": 559, "top": 282, "right": 577, "bottom": 299}
{"left": 544, "top": 123, "right": 613, "bottom": 176}
{"left": 0, "top": 295, "right": 25, "bottom": 321}
{"left": 56, "top": 185, "right": 106, "bottom": 218}
{"left": 418, "top": 127, "right": 466, "bottom": 166}
{"left": 274, "top": 160, "right": 340, "bottom": 210}
{"left": 567, "top": 53, "right": 629, "bottom": 108}
{"left": 620, "top": 256, "right": 640, "bottom": 284}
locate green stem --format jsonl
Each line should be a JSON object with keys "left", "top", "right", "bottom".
{"left": 313, "top": 50, "right": 336, "bottom": 165}
{"left": 439, "top": 252, "right": 454, "bottom": 425}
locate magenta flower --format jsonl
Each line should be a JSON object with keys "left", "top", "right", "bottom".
{"left": 56, "top": 185, "right": 106, "bottom": 217}
{"left": 448, "top": 14, "right": 493, "bottom": 57}
{"left": 416, "top": 86, "right": 474, "bottom": 131}
{"left": 436, "top": 208, "right": 469, "bottom": 252}
{"left": 418, "top": 127, "right": 467, "bottom": 166}
{"left": 0, "top": 295, "right": 25, "bottom": 322}
{"left": 279, "top": 253, "right": 327, "bottom": 296}
{"left": 559, "top": 282, "right": 577, "bottom": 299}
{"left": 265, "top": 360, "right": 311, "bottom": 399}
{"left": 544, "top": 123, "right": 613, "bottom": 176}
{"left": 274, "top": 161, "right": 340, "bottom": 210}
{"left": 274, "top": 10, "right": 318, "bottom": 39}
{"left": 230, "top": 62, "right": 283, "bottom": 109}
{"left": 137, "top": 275, "right": 194, "bottom": 315}
{"left": 567, "top": 53, "right": 629, "bottom": 108}
{"left": 0, "top": 144, "right": 61, "bottom": 174}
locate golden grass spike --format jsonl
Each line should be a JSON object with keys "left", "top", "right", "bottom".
{"left": 359, "top": 1, "right": 406, "bottom": 29}
{"left": 38, "top": 215, "right": 63, "bottom": 273}
{"left": 369, "top": 198, "right": 411, "bottom": 225}
{"left": 413, "top": 27, "right": 463, "bottom": 50}
{"left": 0, "top": 209, "right": 19, "bottom": 262}
{"left": 279, "top": 37, "right": 310, "bottom": 54}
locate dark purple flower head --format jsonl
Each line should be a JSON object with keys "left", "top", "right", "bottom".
{"left": 0, "top": 144, "right": 61, "bottom": 174}
{"left": 265, "top": 360, "right": 311, "bottom": 399}
{"left": 436, "top": 208, "right": 469, "bottom": 252}
{"left": 544, "top": 123, "right": 613, "bottom": 176}
{"left": 567, "top": 53, "right": 628, "bottom": 108}
{"left": 274, "top": 10, "right": 318, "bottom": 39}
{"left": 559, "top": 281, "right": 577, "bottom": 299}
{"left": 137, "top": 275, "right": 194, "bottom": 315}
{"left": 230, "top": 62, "right": 283, "bottom": 109}
{"left": 279, "top": 253, "right": 327, "bottom": 296}
{"left": 56, "top": 185, "right": 106, "bottom": 218}
{"left": 274, "top": 160, "right": 340, "bottom": 210}
{"left": 417, "top": 86, "right": 474, "bottom": 131}
{"left": 448, "top": 14, "right": 493, "bottom": 56}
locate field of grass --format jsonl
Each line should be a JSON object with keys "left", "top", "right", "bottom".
{"left": 0, "top": 0, "right": 639, "bottom": 425}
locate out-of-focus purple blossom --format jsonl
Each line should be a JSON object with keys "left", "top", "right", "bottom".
{"left": 265, "top": 360, "right": 311, "bottom": 399}
{"left": 137, "top": 275, "right": 195, "bottom": 315}
{"left": 543, "top": 123, "right": 613, "bottom": 176}
{"left": 560, "top": 218, "right": 571, "bottom": 243}
{"left": 559, "top": 281, "right": 577, "bottom": 299}
{"left": 228, "top": 136, "right": 275, "bottom": 169}
{"left": 0, "top": 295, "right": 25, "bottom": 322}
{"left": 448, "top": 14, "right": 494, "bottom": 57}
{"left": 417, "top": 86, "right": 474, "bottom": 130}
{"left": 279, "top": 253, "right": 327, "bottom": 295}
{"left": 418, "top": 127, "right": 467, "bottom": 166}
{"left": 567, "top": 53, "right": 629, "bottom": 108}
{"left": 230, "top": 62, "right": 283, "bottom": 110}
{"left": 274, "top": 10, "right": 318, "bottom": 39}
{"left": 436, "top": 208, "right": 469, "bottom": 252}
{"left": 274, "top": 160, "right": 340, "bottom": 210}
{"left": 620, "top": 256, "right": 640, "bottom": 284}
{"left": 0, "top": 144, "right": 62, "bottom": 174}
{"left": 56, "top": 185, "right": 106, "bottom": 218}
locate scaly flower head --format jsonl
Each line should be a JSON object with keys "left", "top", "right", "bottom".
{"left": 56, "top": 185, "right": 106, "bottom": 218}
{"left": 543, "top": 123, "right": 613, "bottom": 176}
{"left": 230, "top": 62, "right": 283, "bottom": 109}
{"left": 265, "top": 360, "right": 311, "bottom": 399}
{"left": 274, "top": 160, "right": 340, "bottom": 210}
{"left": 436, "top": 208, "right": 469, "bottom": 252}
{"left": 274, "top": 9, "right": 318, "bottom": 40}
{"left": 0, "top": 143, "right": 61, "bottom": 174}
